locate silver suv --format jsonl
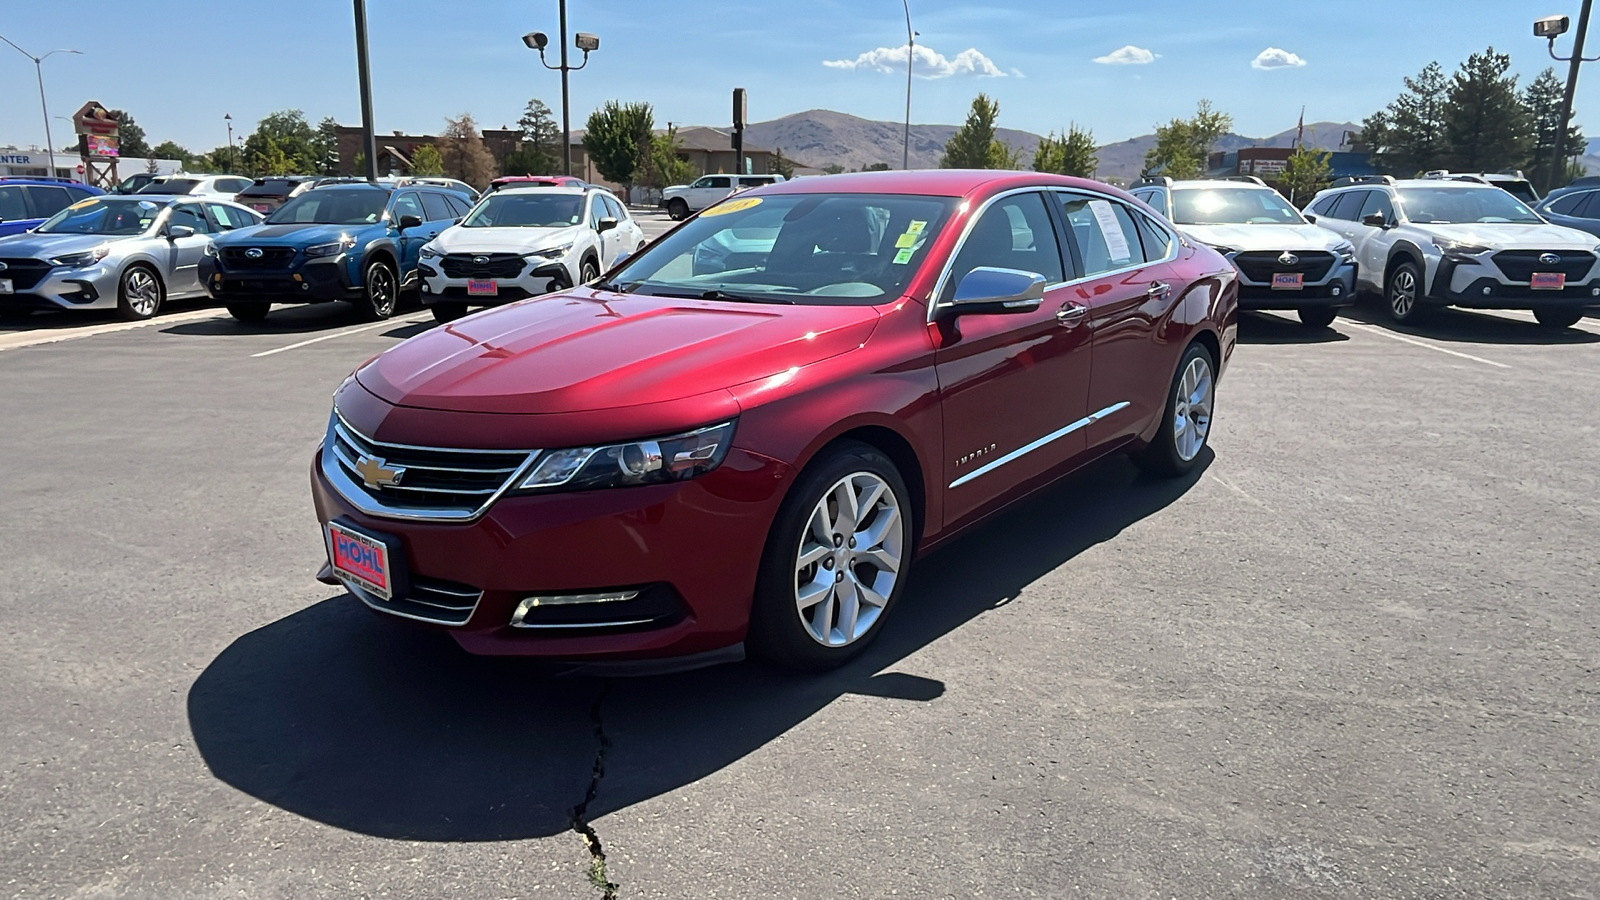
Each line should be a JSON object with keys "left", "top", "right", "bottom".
{"left": 1306, "top": 176, "right": 1600, "bottom": 328}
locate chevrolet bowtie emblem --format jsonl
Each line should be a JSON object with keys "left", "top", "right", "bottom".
{"left": 355, "top": 454, "right": 406, "bottom": 489}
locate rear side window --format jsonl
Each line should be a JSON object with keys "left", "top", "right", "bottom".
{"left": 1307, "top": 194, "right": 1338, "bottom": 217}
{"left": 219, "top": 177, "right": 253, "bottom": 194}
{"left": 23, "top": 185, "right": 74, "bottom": 218}
{"left": 1056, "top": 192, "right": 1147, "bottom": 276}
{"left": 603, "top": 195, "right": 626, "bottom": 219}
{"left": 1328, "top": 191, "right": 1369, "bottom": 221}
{"left": 1572, "top": 192, "right": 1600, "bottom": 219}
{"left": 168, "top": 204, "right": 212, "bottom": 234}
{"left": 389, "top": 192, "right": 424, "bottom": 222}
{"left": 445, "top": 195, "right": 472, "bottom": 218}
{"left": 704, "top": 176, "right": 731, "bottom": 189}
{"left": 0, "top": 186, "right": 28, "bottom": 220}
{"left": 420, "top": 192, "right": 454, "bottom": 222}
{"left": 1134, "top": 211, "right": 1174, "bottom": 259}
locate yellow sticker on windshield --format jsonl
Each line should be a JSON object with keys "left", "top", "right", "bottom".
{"left": 892, "top": 247, "right": 915, "bottom": 265}
{"left": 701, "top": 196, "right": 763, "bottom": 216}
{"left": 894, "top": 232, "right": 917, "bottom": 249}
{"left": 68, "top": 199, "right": 98, "bottom": 210}
{"left": 907, "top": 220, "right": 927, "bottom": 235}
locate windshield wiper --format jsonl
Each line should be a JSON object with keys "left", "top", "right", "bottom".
{"left": 699, "top": 289, "right": 794, "bottom": 305}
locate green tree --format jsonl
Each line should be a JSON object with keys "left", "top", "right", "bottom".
{"left": 410, "top": 144, "right": 445, "bottom": 176}
{"left": 582, "top": 101, "right": 655, "bottom": 200}
{"left": 1442, "top": 48, "right": 1531, "bottom": 174}
{"left": 149, "top": 140, "right": 191, "bottom": 165}
{"left": 437, "top": 113, "right": 498, "bottom": 187}
{"left": 864, "top": 162, "right": 892, "bottom": 171}
{"left": 1034, "top": 123, "right": 1097, "bottom": 177}
{"left": 249, "top": 135, "right": 301, "bottom": 176}
{"left": 242, "top": 110, "right": 316, "bottom": 173}
{"left": 109, "top": 110, "right": 150, "bottom": 158}
{"left": 639, "top": 125, "right": 699, "bottom": 188}
{"left": 772, "top": 147, "right": 796, "bottom": 179}
{"left": 1143, "top": 99, "right": 1231, "bottom": 179}
{"left": 1363, "top": 61, "right": 1449, "bottom": 176}
{"left": 821, "top": 163, "right": 846, "bottom": 175}
{"left": 310, "top": 117, "right": 341, "bottom": 175}
{"left": 515, "top": 98, "right": 561, "bottom": 175}
{"left": 1523, "top": 67, "right": 1587, "bottom": 192}
{"left": 1278, "top": 146, "right": 1333, "bottom": 204}
{"left": 942, "top": 94, "right": 1009, "bottom": 168}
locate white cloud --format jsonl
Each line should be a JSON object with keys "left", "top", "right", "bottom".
{"left": 1251, "top": 47, "right": 1307, "bottom": 70}
{"left": 1093, "top": 45, "right": 1156, "bottom": 65}
{"left": 823, "top": 44, "right": 1006, "bottom": 78}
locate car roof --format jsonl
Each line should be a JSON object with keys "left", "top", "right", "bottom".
{"left": 496, "top": 185, "right": 588, "bottom": 196}
{"left": 1166, "top": 179, "right": 1275, "bottom": 190}
{"left": 754, "top": 169, "right": 1126, "bottom": 199}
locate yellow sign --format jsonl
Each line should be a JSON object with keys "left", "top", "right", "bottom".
{"left": 894, "top": 232, "right": 917, "bottom": 249}
{"left": 907, "top": 220, "right": 927, "bottom": 235}
{"left": 701, "top": 196, "right": 764, "bottom": 216}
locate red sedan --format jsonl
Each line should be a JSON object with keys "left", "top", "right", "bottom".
{"left": 312, "top": 170, "right": 1238, "bottom": 671}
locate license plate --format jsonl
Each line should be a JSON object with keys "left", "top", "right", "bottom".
{"left": 251, "top": 203, "right": 270, "bottom": 213}
{"left": 327, "top": 521, "right": 393, "bottom": 600}
{"left": 0, "top": 278, "right": 11, "bottom": 295}
{"left": 1271, "top": 272, "right": 1304, "bottom": 290}
{"left": 467, "top": 279, "right": 499, "bottom": 296}
{"left": 1530, "top": 272, "right": 1565, "bottom": 290}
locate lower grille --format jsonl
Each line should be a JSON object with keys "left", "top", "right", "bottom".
{"left": 440, "top": 253, "right": 527, "bottom": 279}
{"left": 1492, "top": 250, "right": 1596, "bottom": 282}
{"left": 0, "top": 258, "right": 53, "bottom": 291}
{"left": 1233, "top": 250, "right": 1336, "bottom": 283}
{"left": 326, "top": 412, "right": 537, "bottom": 519}
{"left": 350, "top": 574, "right": 483, "bottom": 626}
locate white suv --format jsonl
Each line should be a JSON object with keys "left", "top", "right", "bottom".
{"left": 417, "top": 185, "right": 644, "bottom": 323}
{"left": 1306, "top": 176, "right": 1600, "bottom": 328}
{"left": 660, "top": 174, "right": 785, "bottom": 220}
{"left": 1132, "top": 177, "right": 1357, "bottom": 328}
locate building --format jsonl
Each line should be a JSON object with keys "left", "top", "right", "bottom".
{"left": 1207, "top": 147, "right": 1377, "bottom": 183}
{"left": 0, "top": 146, "right": 182, "bottom": 182}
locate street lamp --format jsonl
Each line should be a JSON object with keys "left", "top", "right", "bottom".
{"left": 224, "top": 113, "right": 234, "bottom": 174}
{"left": 901, "top": 0, "right": 917, "bottom": 170}
{"left": 0, "top": 35, "right": 81, "bottom": 178}
{"left": 1536, "top": 4, "right": 1598, "bottom": 190}
{"left": 523, "top": 2, "right": 600, "bottom": 177}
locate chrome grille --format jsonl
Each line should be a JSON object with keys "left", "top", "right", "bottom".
{"left": 347, "top": 574, "right": 483, "bottom": 626}
{"left": 0, "top": 258, "right": 52, "bottom": 291}
{"left": 323, "top": 412, "right": 538, "bottom": 521}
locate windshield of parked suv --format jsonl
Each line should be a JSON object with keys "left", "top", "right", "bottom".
{"left": 461, "top": 192, "right": 584, "bottom": 227}
{"left": 601, "top": 192, "right": 959, "bottom": 305}
{"left": 238, "top": 179, "right": 302, "bottom": 198}
{"left": 35, "top": 197, "right": 162, "bottom": 235}
{"left": 1395, "top": 187, "right": 1544, "bottom": 224}
{"left": 1172, "top": 187, "right": 1304, "bottom": 225}
{"left": 135, "top": 179, "right": 199, "bottom": 195}
{"left": 265, "top": 189, "right": 389, "bottom": 225}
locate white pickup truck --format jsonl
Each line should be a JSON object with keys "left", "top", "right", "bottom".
{"left": 660, "top": 174, "right": 785, "bottom": 220}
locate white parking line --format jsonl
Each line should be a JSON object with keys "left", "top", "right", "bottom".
{"left": 1343, "top": 322, "right": 1512, "bottom": 369}
{"left": 0, "top": 309, "right": 223, "bottom": 354}
{"left": 250, "top": 315, "right": 427, "bottom": 358}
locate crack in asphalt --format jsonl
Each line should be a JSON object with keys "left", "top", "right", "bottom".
{"left": 572, "top": 679, "right": 619, "bottom": 899}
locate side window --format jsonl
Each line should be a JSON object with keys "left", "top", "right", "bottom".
{"left": 168, "top": 204, "right": 212, "bottom": 234}
{"left": 1134, "top": 211, "right": 1174, "bottom": 260}
{"left": 1546, "top": 192, "right": 1586, "bottom": 215}
{"left": 1056, "top": 192, "right": 1148, "bottom": 277}
{"left": 1573, "top": 192, "right": 1600, "bottom": 219}
{"left": 690, "top": 177, "right": 712, "bottom": 189}
{"left": 943, "top": 192, "right": 1066, "bottom": 302}
{"left": 705, "top": 176, "right": 732, "bottom": 189}
{"left": 446, "top": 195, "right": 472, "bottom": 218}
{"left": 24, "top": 186, "right": 74, "bottom": 218}
{"left": 1328, "top": 191, "right": 1368, "bottom": 221}
{"left": 600, "top": 195, "right": 624, "bottom": 219}
{"left": 205, "top": 203, "right": 237, "bottom": 230}
{"left": 1307, "top": 194, "right": 1337, "bottom": 217}
{"left": 389, "top": 191, "right": 425, "bottom": 223}
{"left": 1358, "top": 191, "right": 1396, "bottom": 223}
{"left": 420, "top": 192, "right": 453, "bottom": 222}
{"left": 0, "top": 186, "right": 27, "bottom": 220}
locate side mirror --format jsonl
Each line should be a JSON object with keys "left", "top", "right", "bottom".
{"left": 943, "top": 267, "right": 1047, "bottom": 317}
{"left": 397, "top": 214, "right": 424, "bottom": 230}
{"left": 596, "top": 216, "right": 618, "bottom": 233}
{"left": 452, "top": 217, "right": 463, "bottom": 225}
{"left": 1304, "top": 213, "right": 1318, "bottom": 224}
{"left": 1361, "top": 213, "right": 1387, "bottom": 228}
{"left": 167, "top": 225, "right": 196, "bottom": 239}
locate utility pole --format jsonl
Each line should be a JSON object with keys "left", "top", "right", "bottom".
{"left": 732, "top": 88, "right": 746, "bottom": 175}
{"left": 354, "top": 0, "right": 378, "bottom": 181}
{"left": 0, "top": 36, "right": 81, "bottom": 175}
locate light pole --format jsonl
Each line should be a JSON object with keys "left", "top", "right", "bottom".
{"left": 224, "top": 113, "right": 234, "bottom": 174}
{"left": 901, "top": 0, "right": 916, "bottom": 170}
{"left": 523, "top": 5, "right": 600, "bottom": 177}
{"left": 1537, "top": 4, "right": 1597, "bottom": 190}
{"left": 353, "top": 0, "right": 379, "bottom": 181}
{"left": 0, "top": 35, "right": 81, "bottom": 177}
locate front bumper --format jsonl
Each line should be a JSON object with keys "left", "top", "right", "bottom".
{"left": 0, "top": 262, "right": 117, "bottom": 312}
{"left": 1429, "top": 259, "right": 1600, "bottom": 308}
{"left": 418, "top": 260, "right": 572, "bottom": 307}
{"left": 1234, "top": 259, "right": 1357, "bottom": 309}
{"left": 200, "top": 255, "right": 359, "bottom": 304}
{"left": 310, "top": 445, "right": 792, "bottom": 662}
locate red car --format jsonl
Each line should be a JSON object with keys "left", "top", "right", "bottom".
{"left": 312, "top": 170, "right": 1238, "bottom": 672}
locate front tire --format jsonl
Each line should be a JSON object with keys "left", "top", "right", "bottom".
{"left": 1134, "top": 342, "right": 1216, "bottom": 478}
{"left": 1532, "top": 306, "right": 1583, "bottom": 329}
{"left": 1297, "top": 306, "right": 1338, "bottom": 329}
{"left": 748, "top": 442, "right": 911, "bottom": 671}
{"left": 1385, "top": 260, "right": 1428, "bottom": 324}
{"left": 579, "top": 257, "right": 600, "bottom": 284}
{"left": 116, "top": 265, "right": 164, "bottom": 321}
{"left": 667, "top": 199, "right": 689, "bottom": 221}
{"left": 430, "top": 302, "right": 468, "bottom": 323}
{"left": 226, "top": 303, "right": 270, "bottom": 323}
{"left": 359, "top": 259, "right": 398, "bottom": 321}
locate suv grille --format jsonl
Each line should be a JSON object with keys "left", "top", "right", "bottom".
{"left": 0, "top": 258, "right": 53, "bottom": 291}
{"left": 1233, "top": 250, "right": 1336, "bottom": 283}
{"left": 221, "top": 247, "right": 297, "bottom": 270}
{"left": 440, "top": 253, "right": 527, "bottom": 279}
{"left": 1492, "top": 250, "right": 1596, "bottom": 282}
{"left": 326, "top": 414, "right": 536, "bottom": 519}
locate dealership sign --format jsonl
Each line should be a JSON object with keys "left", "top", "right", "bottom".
{"left": 0, "top": 154, "right": 33, "bottom": 165}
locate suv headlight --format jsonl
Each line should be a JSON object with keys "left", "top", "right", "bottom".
{"left": 1332, "top": 241, "right": 1355, "bottom": 263}
{"left": 1432, "top": 237, "right": 1491, "bottom": 261}
{"left": 528, "top": 242, "right": 573, "bottom": 261}
{"left": 419, "top": 244, "right": 439, "bottom": 259}
{"left": 516, "top": 421, "right": 735, "bottom": 493}
{"left": 48, "top": 246, "right": 110, "bottom": 268}
{"left": 306, "top": 235, "right": 357, "bottom": 258}
{"left": 203, "top": 241, "right": 218, "bottom": 258}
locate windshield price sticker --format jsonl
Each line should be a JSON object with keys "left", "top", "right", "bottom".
{"left": 892, "top": 247, "right": 916, "bottom": 265}
{"left": 1087, "top": 200, "right": 1133, "bottom": 262}
{"left": 702, "top": 197, "right": 763, "bottom": 217}
{"left": 894, "top": 232, "right": 918, "bottom": 249}
{"left": 907, "top": 220, "right": 927, "bottom": 235}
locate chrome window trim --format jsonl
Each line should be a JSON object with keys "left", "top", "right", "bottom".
{"left": 948, "top": 401, "right": 1130, "bottom": 489}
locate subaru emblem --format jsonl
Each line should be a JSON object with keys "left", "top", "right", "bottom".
{"left": 1539, "top": 252, "right": 1561, "bottom": 265}
{"left": 1278, "top": 252, "right": 1299, "bottom": 266}
{"left": 472, "top": 255, "right": 488, "bottom": 266}
{"left": 0, "top": 261, "right": 7, "bottom": 271}
{"left": 244, "top": 248, "right": 264, "bottom": 259}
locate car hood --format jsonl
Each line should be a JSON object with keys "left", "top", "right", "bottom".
{"left": 218, "top": 222, "right": 370, "bottom": 245}
{"left": 430, "top": 224, "right": 586, "bottom": 253}
{"left": 357, "top": 288, "right": 882, "bottom": 414}
{"left": 1413, "top": 222, "right": 1599, "bottom": 250}
{"left": 1180, "top": 223, "right": 1348, "bottom": 252}
{"left": 0, "top": 231, "right": 143, "bottom": 258}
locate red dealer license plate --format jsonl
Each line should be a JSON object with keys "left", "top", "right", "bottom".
{"left": 467, "top": 279, "right": 499, "bottom": 296}
{"left": 327, "top": 521, "right": 392, "bottom": 600}
{"left": 1271, "top": 272, "right": 1304, "bottom": 290}
{"left": 1530, "top": 272, "right": 1565, "bottom": 290}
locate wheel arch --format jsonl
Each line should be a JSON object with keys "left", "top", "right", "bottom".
{"left": 819, "top": 424, "right": 927, "bottom": 554}
{"left": 1385, "top": 241, "right": 1426, "bottom": 289}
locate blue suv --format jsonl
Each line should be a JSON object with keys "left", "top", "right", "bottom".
{"left": 0, "top": 177, "right": 105, "bottom": 237}
{"left": 201, "top": 182, "right": 473, "bottom": 322}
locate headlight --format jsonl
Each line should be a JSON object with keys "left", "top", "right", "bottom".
{"left": 1332, "top": 241, "right": 1355, "bottom": 263}
{"left": 204, "top": 241, "right": 218, "bottom": 258}
{"left": 48, "top": 246, "right": 110, "bottom": 268}
{"left": 516, "top": 421, "right": 735, "bottom": 493}
{"left": 1432, "top": 237, "right": 1491, "bottom": 260}
{"left": 528, "top": 242, "right": 573, "bottom": 261}
{"left": 306, "top": 236, "right": 356, "bottom": 258}
{"left": 419, "top": 245, "right": 438, "bottom": 259}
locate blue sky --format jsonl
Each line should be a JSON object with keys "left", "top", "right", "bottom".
{"left": 2, "top": 0, "right": 1594, "bottom": 155}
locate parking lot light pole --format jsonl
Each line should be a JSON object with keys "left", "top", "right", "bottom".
{"left": 353, "top": 0, "right": 379, "bottom": 182}
{"left": 224, "top": 114, "right": 234, "bottom": 174}
{"left": 901, "top": 0, "right": 914, "bottom": 170}
{"left": 523, "top": 3, "right": 600, "bottom": 177}
{"left": 1538, "top": 2, "right": 1597, "bottom": 190}
{"left": 0, "top": 36, "right": 81, "bottom": 175}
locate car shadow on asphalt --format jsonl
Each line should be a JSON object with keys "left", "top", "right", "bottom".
{"left": 1235, "top": 311, "right": 1351, "bottom": 345}
{"left": 186, "top": 451, "right": 1207, "bottom": 841}
{"left": 160, "top": 303, "right": 373, "bottom": 336}
{"left": 1340, "top": 301, "right": 1600, "bottom": 346}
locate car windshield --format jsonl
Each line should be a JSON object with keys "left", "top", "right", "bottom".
{"left": 1395, "top": 187, "right": 1544, "bottom": 224}
{"left": 602, "top": 192, "right": 959, "bottom": 306}
{"left": 1172, "top": 187, "right": 1304, "bottom": 225}
{"left": 462, "top": 192, "right": 585, "bottom": 227}
{"left": 239, "top": 180, "right": 299, "bottom": 198}
{"left": 266, "top": 189, "right": 389, "bottom": 225}
{"left": 35, "top": 197, "right": 162, "bottom": 235}
{"left": 136, "top": 179, "right": 199, "bottom": 195}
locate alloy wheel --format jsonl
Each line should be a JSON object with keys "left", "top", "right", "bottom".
{"left": 1173, "top": 355, "right": 1214, "bottom": 463}
{"left": 366, "top": 264, "right": 396, "bottom": 318}
{"left": 793, "top": 472, "right": 904, "bottom": 648}
{"left": 125, "top": 269, "right": 160, "bottom": 317}
{"left": 1390, "top": 270, "right": 1417, "bottom": 319}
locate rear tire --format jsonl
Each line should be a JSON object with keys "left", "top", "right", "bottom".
{"left": 359, "top": 259, "right": 398, "bottom": 320}
{"left": 116, "top": 265, "right": 164, "bottom": 321}
{"left": 1297, "top": 306, "right": 1338, "bottom": 329}
{"left": 667, "top": 199, "right": 689, "bottom": 221}
{"left": 1133, "top": 342, "right": 1216, "bottom": 478}
{"left": 226, "top": 303, "right": 271, "bottom": 323}
{"left": 430, "top": 303, "right": 468, "bottom": 323}
{"left": 1385, "top": 260, "right": 1428, "bottom": 324}
{"left": 1532, "top": 306, "right": 1583, "bottom": 329}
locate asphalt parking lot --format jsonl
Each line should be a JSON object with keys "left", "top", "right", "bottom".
{"left": 3, "top": 211, "right": 1598, "bottom": 898}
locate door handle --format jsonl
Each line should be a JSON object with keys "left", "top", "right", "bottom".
{"left": 1056, "top": 301, "right": 1089, "bottom": 327}
{"left": 1147, "top": 281, "right": 1172, "bottom": 299}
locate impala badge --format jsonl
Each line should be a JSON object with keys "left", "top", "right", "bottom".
{"left": 1539, "top": 253, "right": 1561, "bottom": 265}
{"left": 955, "top": 443, "right": 998, "bottom": 467}
{"left": 1278, "top": 252, "right": 1299, "bottom": 266}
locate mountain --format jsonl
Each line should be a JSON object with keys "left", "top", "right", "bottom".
{"left": 740, "top": 110, "right": 1361, "bottom": 182}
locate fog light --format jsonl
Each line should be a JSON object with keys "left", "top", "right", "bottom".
{"left": 301, "top": 283, "right": 310, "bottom": 290}
{"left": 511, "top": 591, "right": 640, "bottom": 626}
{"left": 1483, "top": 286, "right": 1493, "bottom": 296}
{"left": 1592, "top": 287, "right": 1599, "bottom": 296}
{"left": 421, "top": 282, "right": 432, "bottom": 294}
{"left": 1331, "top": 285, "right": 1342, "bottom": 296}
